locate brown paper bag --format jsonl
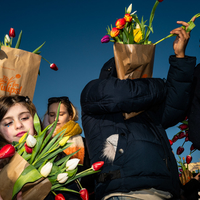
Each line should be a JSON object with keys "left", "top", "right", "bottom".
{"left": 0, "top": 46, "right": 41, "bottom": 101}
{"left": 113, "top": 43, "right": 156, "bottom": 119}
{"left": 179, "top": 169, "right": 193, "bottom": 186}
{"left": 0, "top": 153, "right": 52, "bottom": 200}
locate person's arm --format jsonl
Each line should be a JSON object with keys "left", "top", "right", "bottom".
{"left": 81, "top": 77, "right": 166, "bottom": 115}
{"left": 160, "top": 20, "right": 196, "bottom": 128}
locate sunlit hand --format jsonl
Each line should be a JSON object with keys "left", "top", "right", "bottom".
{"left": 170, "top": 17, "right": 196, "bottom": 58}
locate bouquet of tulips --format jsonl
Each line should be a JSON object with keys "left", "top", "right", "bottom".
{"left": 169, "top": 117, "right": 199, "bottom": 185}
{"left": 0, "top": 103, "right": 104, "bottom": 200}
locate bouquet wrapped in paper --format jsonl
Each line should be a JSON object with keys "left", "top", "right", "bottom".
{"left": 0, "top": 103, "right": 104, "bottom": 200}
{"left": 101, "top": 0, "right": 200, "bottom": 119}
{"left": 0, "top": 28, "right": 58, "bottom": 100}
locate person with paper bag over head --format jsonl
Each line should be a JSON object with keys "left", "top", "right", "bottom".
{"left": 81, "top": 19, "right": 197, "bottom": 200}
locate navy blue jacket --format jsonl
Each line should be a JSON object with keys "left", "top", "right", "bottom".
{"left": 81, "top": 56, "right": 196, "bottom": 199}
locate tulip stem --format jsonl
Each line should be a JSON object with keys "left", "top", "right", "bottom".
{"left": 52, "top": 191, "right": 57, "bottom": 196}
{"left": 42, "top": 57, "right": 51, "bottom": 65}
{"left": 75, "top": 179, "right": 82, "bottom": 189}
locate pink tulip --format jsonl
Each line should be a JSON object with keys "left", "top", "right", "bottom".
{"left": 101, "top": 35, "right": 110, "bottom": 43}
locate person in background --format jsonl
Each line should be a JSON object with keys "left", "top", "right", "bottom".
{"left": 43, "top": 96, "right": 95, "bottom": 200}
{"left": 80, "top": 19, "right": 196, "bottom": 200}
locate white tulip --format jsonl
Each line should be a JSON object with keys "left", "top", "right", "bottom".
{"left": 66, "top": 158, "right": 80, "bottom": 171}
{"left": 57, "top": 173, "right": 68, "bottom": 183}
{"left": 127, "top": 4, "right": 132, "bottom": 14}
{"left": 40, "top": 162, "right": 53, "bottom": 177}
{"left": 26, "top": 134, "right": 37, "bottom": 148}
{"left": 130, "top": 10, "right": 137, "bottom": 15}
{"left": 5, "top": 34, "right": 10, "bottom": 43}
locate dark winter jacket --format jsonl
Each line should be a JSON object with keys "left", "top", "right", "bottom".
{"left": 188, "top": 63, "right": 200, "bottom": 150}
{"left": 81, "top": 56, "right": 196, "bottom": 200}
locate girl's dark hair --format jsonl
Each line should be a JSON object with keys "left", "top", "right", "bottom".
{"left": 47, "top": 96, "right": 78, "bottom": 121}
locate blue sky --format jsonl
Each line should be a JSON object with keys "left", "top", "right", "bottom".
{"left": 1, "top": 0, "right": 200, "bottom": 164}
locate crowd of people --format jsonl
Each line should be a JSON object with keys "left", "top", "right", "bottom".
{"left": 0, "top": 19, "right": 200, "bottom": 200}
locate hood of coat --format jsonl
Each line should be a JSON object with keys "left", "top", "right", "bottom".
{"left": 99, "top": 57, "right": 117, "bottom": 79}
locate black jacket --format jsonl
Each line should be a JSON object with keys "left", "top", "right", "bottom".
{"left": 81, "top": 56, "right": 196, "bottom": 199}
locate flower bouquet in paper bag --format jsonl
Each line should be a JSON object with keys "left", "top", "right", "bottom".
{"left": 0, "top": 103, "right": 104, "bottom": 200}
{"left": 169, "top": 117, "right": 199, "bottom": 186}
{"left": 0, "top": 28, "right": 58, "bottom": 101}
{"left": 101, "top": 0, "right": 200, "bottom": 119}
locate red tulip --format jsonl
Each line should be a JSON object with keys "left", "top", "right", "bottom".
{"left": 80, "top": 188, "right": 89, "bottom": 200}
{"left": 169, "top": 139, "right": 173, "bottom": 146}
{"left": 0, "top": 144, "right": 15, "bottom": 159}
{"left": 50, "top": 63, "right": 58, "bottom": 71}
{"left": 92, "top": 161, "right": 104, "bottom": 171}
{"left": 172, "top": 135, "right": 179, "bottom": 143}
{"left": 110, "top": 27, "right": 120, "bottom": 38}
{"left": 179, "top": 168, "right": 183, "bottom": 172}
{"left": 179, "top": 124, "right": 188, "bottom": 130}
{"left": 124, "top": 14, "right": 132, "bottom": 22}
{"left": 55, "top": 193, "right": 65, "bottom": 200}
{"left": 185, "top": 130, "right": 188, "bottom": 137}
{"left": 158, "top": 0, "right": 163, "bottom": 2}
{"left": 115, "top": 18, "right": 126, "bottom": 29}
{"left": 9, "top": 28, "right": 15, "bottom": 38}
{"left": 190, "top": 144, "right": 195, "bottom": 151}
{"left": 185, "top": 137, "right": 189, "bottom": 142}
{"left": 24, "top": 143, "right": 33, "bottom": 154}
{"left": 186, "top": 155, "right": 192, "bottom": 164}
{"left": 101, "top": 35, "right": 110, "bottom": 43}
{"left": 178, "top": 132, "right": 186, "bottom": 139}
{"left": 176, "top": 146, "right": 184, "bottom": 155}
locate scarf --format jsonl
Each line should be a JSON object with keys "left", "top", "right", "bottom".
{"left": 54, "top": 120, "right": 85, "bottom": 164}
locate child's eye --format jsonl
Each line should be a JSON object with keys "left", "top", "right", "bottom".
{"left": 20, "top": 116, "right": 29, "bottom": 121}
{"left": 4, "top": 121, "right": 13, "bottom": 127}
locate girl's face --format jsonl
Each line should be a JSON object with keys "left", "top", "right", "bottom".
{"left": 0, "top": 103, "right": 34, "bottom": 143}
{"left": 48, "top": 103, "right": 72, "bottom": 133}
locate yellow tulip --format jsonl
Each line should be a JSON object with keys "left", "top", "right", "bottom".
{"left": 133, "top": 26, "right": 143, "bottom": 43}
{"left": 19, "top": 132, "right": 28, "bottom": 143}
{"left": 59, "top": 136, "right": 70, "bottom": 146}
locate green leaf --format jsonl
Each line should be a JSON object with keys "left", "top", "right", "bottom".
{"left": 32, "top": 41, "right": 46, "bottom": 54}
{"left": 15, "top": 31, "right": 22, "bottom": 49}
{"left": 34, "top": 113, "right": 41, "bottom": 135}
{"left": 12, "top": 165, "right": 42, "bottom": 199}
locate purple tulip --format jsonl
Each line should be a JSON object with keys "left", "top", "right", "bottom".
{"left": 101, "top": 35, "right": 110, "bottom": 43}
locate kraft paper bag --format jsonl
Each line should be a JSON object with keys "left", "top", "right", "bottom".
{"left": 113, "top": 43, "right": 156, "bottom": 119}
{"left": 0, "top": 46, "right": 41, "bottom": 101}
{"left": 0, "top": 153, "right": 52, "bottom": 200}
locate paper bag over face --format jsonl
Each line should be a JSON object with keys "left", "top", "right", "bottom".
{"left": 0, "top": 46, "right": 41, "bottom": 101}
{"left": 113, "top": 43, "right": 156, "bottom": 119}
{"left": 0, "top": 153, "right": 52, "bottom": 200}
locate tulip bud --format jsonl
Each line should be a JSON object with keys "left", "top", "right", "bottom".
{"left": 59, "top": 136, "right": 70, "bottom": 146}
{"left": 127, "top": 4, "right": 132, "bottom": 14}
{"left": 40, "top": 162, "right": 53, "bottom": 177}
{"left": 5, "top": 34, "right": 10, "bottom": 43}
{"left": 133, "top": 27, "right": 143, "bottom": 43}
{"left": 24, "top": 143, "right": 33, "bottom": 154}
{"left": 172, "top": 135, "right": 179, "bottom": 143}
{"left": 9, "top": 28, "right": 15, "bottom": 38}
{"left": 110, "top": 27, "right": 120, "bottom": 38}
{"left": 0, "top": 144, "right": 15, "bottom": 159}
{"left": 80, "top": 188, "right": 89, "bottom": 200}
{"left": 169, "top": 139, "right": 173, "bottom": 146}
{"left": 179, "top": 124, "right": 188, "bottom": 130}
{"left": 19, "top": 132, "right": 28, "bottom": 143}
{"left": 176, "top": 146, "right": 184, "bottom": 155}
{"left": 66, "top": 158, "right": 80, "bottom": 171}
{"left": 92, "top": 161, "right": 104, "bottom": 171}
{"left": 50, "top": 63, "right": 58, "bottom": 71}
{"left": 115, "top": 18, "right": 126, "bottom": 29}
{"left": 178, "top": 132, "right": 186, "bottom": 139}
{"left": 55, "top": 193, "right": 65, "bottom": 200}
{"left": 57, "top": 173, "right": 68, "bottom": 183}
{"left": 179, "top": 168, "right": 183, "bottom": 172}
{"left": 101, "top": 35, "right": 110, "bottom": 43}
{"left": 124, "top": 14, "right": 132, "bottom": 23}
{"left": 186, "top": 155, "right": 192, "bottom": 164}
{"left": 185, "top": 137, "right": 189, "bottom": 142}
{"left": 190, "top": 144, "right": 195, "bottom": 151}
{"left": 26, "top": 134, "right": 37, "bottom": 148}
{"left": 158, "top": 0, "right": 163, "bottom": 2}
